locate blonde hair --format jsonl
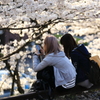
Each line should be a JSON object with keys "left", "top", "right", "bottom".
{"left": 43, "top": 35, "right": 61, "bottom": 55}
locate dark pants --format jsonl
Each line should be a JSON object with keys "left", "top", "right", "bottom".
{"left": 37, "top": 66, "right": 55, "bottom": 89}
{"left": 56, "top": 86, "right": 73, "bottom": 92}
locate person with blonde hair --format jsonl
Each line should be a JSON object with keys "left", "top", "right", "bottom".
{"left": 32, "top": 35, "right": 77, "bottom": 92}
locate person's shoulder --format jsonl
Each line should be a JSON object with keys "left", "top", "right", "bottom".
{"left": 57, "top": 51, "right": 65, "bottom": 55}
{"left": 72, "top": 44, "right": 85, "bottom": 51}
{"left": 47, "top": 51, "right": 65, "bottom": 57}
{"left": 71, "top": 44, "right": 82, "bottom": 54}
{"left": 79, "top": 44, "right": 86, "bottom": 48}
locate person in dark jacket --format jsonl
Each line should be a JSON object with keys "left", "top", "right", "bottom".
{"left": 60, "top": 33, "right": 93, "bottom": 88}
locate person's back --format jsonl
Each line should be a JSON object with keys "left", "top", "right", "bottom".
{"left": 43, "top": 51, "right": 76, "bottom": 88}
{"left": 71, "top": 44, "right": 93, "bottom": 88}
{"left": 60, "top": 33, "right": 93, "bottom": 88}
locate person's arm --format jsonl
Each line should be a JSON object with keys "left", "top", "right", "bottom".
{"left": 71, "top": 53, "right": 79, "bottom": 69}
{"left": 33, "top": 55, "right": 51, "bottom": 72}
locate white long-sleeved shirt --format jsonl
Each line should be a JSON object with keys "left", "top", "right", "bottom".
{"left": 33, "top": 51, "right": 77, "bottom": 88}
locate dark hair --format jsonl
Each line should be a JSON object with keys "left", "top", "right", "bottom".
{"left": 60, "top": 33, "right": 77, "bottom": 58}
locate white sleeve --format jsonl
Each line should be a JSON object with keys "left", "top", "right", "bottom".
{"left": 32, "top": 55, "right": 40, "bottom": 70}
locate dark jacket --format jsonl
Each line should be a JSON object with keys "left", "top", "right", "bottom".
{"left": 71, "top": 44, "right": 91, "bottom": 83}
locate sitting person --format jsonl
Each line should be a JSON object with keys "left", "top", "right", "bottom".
{"left": 60, "top": 33, "right": 93, "bottom": 89}
{"left": 32, "top": 35, "right": 77, "bottom": 92}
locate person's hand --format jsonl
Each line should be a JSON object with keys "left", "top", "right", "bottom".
{"left": 34, "top": 46, "right": 44, "bottom": 56}
{"left": 34, "top": 49, "right": 40, "bottom": 56}
{"left": 39, "top": 48, "right": 45, "bottom": 56}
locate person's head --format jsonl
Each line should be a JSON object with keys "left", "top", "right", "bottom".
{"left": 60, "top": 33, "right": 77, "bottom": 58}
{"left": 43, "top": 35, "right": 61, "bottom": 55}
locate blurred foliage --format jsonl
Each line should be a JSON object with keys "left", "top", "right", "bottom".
{"left": 53, "top": 34, "right": 62, "bottom": 38}
{"left": 83, "top": 42, "right": 89, "bottom": 46}
{"left": 75, "top": 37, "right": 81, "bottom": 44}
{"left": 74, "top": 37, "right": 89, "bottom": 46}
{"left": 0, "top": 53, "right": 3, "bottom": 58}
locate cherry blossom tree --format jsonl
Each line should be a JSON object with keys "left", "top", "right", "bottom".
{"left": 0, "top": 0, "right": 100, "bottom": 95}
